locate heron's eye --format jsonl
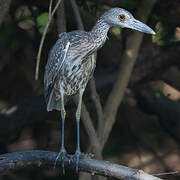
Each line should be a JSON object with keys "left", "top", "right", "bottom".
{"left": 118, "top": 14, "right": 125, "bottom": 21}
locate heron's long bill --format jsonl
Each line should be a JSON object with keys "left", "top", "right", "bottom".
{"left": 131, "top": 19, "right": 156, "bottom": 35}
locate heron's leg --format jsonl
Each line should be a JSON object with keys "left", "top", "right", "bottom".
{"left": 74, "top": 89, "right": 84, "bottom": 172}
{"left": 60, "top": 92, "right": 66, "bottom": 152}
{"left": 54, "top": 91, "right": 66, "bottom": 174}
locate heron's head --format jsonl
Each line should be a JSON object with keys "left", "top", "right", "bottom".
{"left": 101, "top": 8, "right": 155, "bottom": 35}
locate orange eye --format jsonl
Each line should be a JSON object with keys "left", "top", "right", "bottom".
{"left": 118, "top": 14, "right": 125, "bottom": 21}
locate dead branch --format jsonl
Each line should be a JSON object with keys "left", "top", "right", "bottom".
{"left": 0, "top": 150, "right": 162, "bottom": 180}
{"left": 35, "top": 0, "right": 62, "bottom": 80}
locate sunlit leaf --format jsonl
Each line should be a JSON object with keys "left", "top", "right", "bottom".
{"left": 36, "top": 13, "right": 49, "bottom": 34}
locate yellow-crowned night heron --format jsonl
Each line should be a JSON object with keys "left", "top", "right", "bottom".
{"left": 44, "top": 7, "right": 155, "bottom": 172}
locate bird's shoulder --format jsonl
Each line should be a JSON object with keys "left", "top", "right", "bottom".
{"left": 44, "top": 32, "right": 70, "bottom": 88}
{"left": 67, "top": 30, "right": 91, "bottom": 43}
{"left": 46, "top": 32, "right": 69, "bottom": 68}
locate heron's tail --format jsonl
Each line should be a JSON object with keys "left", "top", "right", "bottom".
{"left": 44, "top": 84, "right": 61, "bottom": 111}
{"left": 45, "top": 86, "right": 69, "bottom": 112}
{"left": 46, "top": 88, "right": 61, "bottom": 111}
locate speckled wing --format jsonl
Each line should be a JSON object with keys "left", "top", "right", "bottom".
{"left": 44, "top": 32, "right": 70, "bottom": 104}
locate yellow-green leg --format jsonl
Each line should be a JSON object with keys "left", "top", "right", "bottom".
{"left": 74, "top": 89, "right": 84, "bottom": 172}
{"left": 54, "top": 91, "right": 66, "bottom": 174}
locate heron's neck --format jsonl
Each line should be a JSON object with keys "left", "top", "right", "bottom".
{"left": 90, "top": 18, "right": 110, "bottom": 48}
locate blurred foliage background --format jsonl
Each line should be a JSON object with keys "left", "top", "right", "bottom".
{"left": 0, "top": 0, "right": 180, "bottom": 180}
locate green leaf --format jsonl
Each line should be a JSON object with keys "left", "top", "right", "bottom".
{"left": 36, "top": 12, "right": 49, "bottom": 34}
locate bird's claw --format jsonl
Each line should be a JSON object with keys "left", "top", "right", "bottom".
{"left": 72, "top": 151, "right": 83, "bottom": 173}
{"left": 54, "top": 149, "right": 67, "bottom": 174}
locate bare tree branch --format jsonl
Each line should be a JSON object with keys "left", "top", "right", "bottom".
{"left": 35, "top": 0, "right": 62, "bottom": 80}
{"left": 0, "top": 150, "right": 162, "bottom": 180}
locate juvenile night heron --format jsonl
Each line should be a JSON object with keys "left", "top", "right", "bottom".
{"left": 44, "top": 7, "right": 155, "bottom": 172}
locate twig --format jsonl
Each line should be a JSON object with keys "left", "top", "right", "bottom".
{"left": 49, "top": 0, "right": 53, "bottom": 15}
{"left": 35, "top": 0, "right": 62, "bottom": 80}
{"left": 0, "top": 150, "right": 162, "bottom": 180}
{"left": 51, "top": 0, "right": 62, "bottom": 17}
{"left": 102, "top": 0, "right": 157, "bottom": 148}
{"left": 153, "top": 171, "right": 179, "bottom": 176}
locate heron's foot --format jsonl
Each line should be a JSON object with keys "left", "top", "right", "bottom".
{"left": 84, "top": 153, "right": 95, "bottom": 159}
{"left": 54, "top": 149, "right": 67, "bottom": 174}
{"left": 72, "top": 150, "right": 83, "bottom": 173}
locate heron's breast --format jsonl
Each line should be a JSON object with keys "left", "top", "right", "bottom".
{"left": 59, "top": 56, "right": 95, "bottom": 95}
